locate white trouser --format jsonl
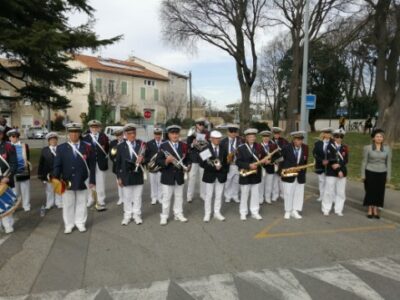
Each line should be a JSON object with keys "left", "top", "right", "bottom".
{"left": 272, "top": 174, "right": 283, "bottom": 201}
{"left": 317, "top": 173, "right": 326, "bottom": 200}
{"left": 122, "top": 185, "right": 143, "bottom": 219}
{"left": 14, "top": 179, "right": 30, "bottom": 211}
{"left": 240, "top": 184, "right": 260, "bottom": 216}
{"left": 259, "top": 173, "right": 274, "bottom": 203}
{"left": 45, "top": 182, "right": 63, "bottom": 208}
{"left": 224, "top": 164, "right": 240, "bottom": 201}
{"left": 204, "top": 181, "right": 224, "bottom": 216}
{"left": 87, "top": 165, "right": 106, "bottom": 206}
{"left": 63, "top": 190, "right": 88, "bottom": 229}
{"left": 282, "top": 180, "right": 305, "bottom": 212}
{"left": 322, "top": 176, "right": 347, "bottom": 214}
{"left": 117, "top": 179, "right": 123, "bottom": 203}
{"left": 187, "top": 163, "right": 205, "bottom": 200}
{"left": 161, "top": 184, "right": 184, "bottom": 218}
{"left": 149, "top": 172, "right": 162, "bottom": 201}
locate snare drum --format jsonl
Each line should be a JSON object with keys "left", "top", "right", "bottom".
{"left": 0, "top": 184, "right": 20, "bottom": 218}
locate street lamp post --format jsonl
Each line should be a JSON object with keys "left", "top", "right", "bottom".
{"left": 300, "top": 0, "right": 310, "bottom": 141}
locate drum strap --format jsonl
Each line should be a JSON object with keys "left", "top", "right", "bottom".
{"left": 68, "top": 142, "right": 90, "bottom": 175}
{"left": 0, "top": 153, "right": 10, "bottom": 176}
{"left": 245, "top": 143, "right": 259, "bottom": 162}
{"left": 90, "top": 134, "right": 108, "bottom": 158}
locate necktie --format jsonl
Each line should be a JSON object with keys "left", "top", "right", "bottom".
{"left": 230, "top": 139, "right": 234, "bottom": 152}
{"left": 174, "top": 143, "right": 178, "bottom": 151}
{"left": 214, "top": 147, "right": 219, "bottom": 157}
{"left": 157, "top": 141, "right": 160, "bottom": 149}
{"left": 294, "top": 147, "right": 299, "bottom": 161}
{"left": 73, "top": 144, "right": 79, "bottom": 157}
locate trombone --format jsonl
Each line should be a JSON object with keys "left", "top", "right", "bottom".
{"left": 239, "top": 148, "right": 280, "bottom": 177}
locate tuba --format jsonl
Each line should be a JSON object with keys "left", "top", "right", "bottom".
{"left": 239, "top": 148, "right": 280, "bottom": 177}
{"left": 147, "top": 153, "right": 161, "bottom": 173}
{"left": 281, "top": 162, "right": 316, "bottom": 177}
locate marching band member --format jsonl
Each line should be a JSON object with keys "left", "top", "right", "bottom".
{"left": 313, "top": 128, "right": 333, "bottom": 202}
{"left": 322, "top": 129, "right": 348, "bottom": 216}
{"left": 146, "top": 127, "right": 164, "bottom": 205}
{"left": 236, "top": 128, "right": 265, "bottom": 221}
{"left": 186, "top": 118, "right": 209, "bottom": 202}
{"left": 200, "top": 130, "right": 229, "bottom": 222}
{"left": 220, "top": 123, "right": 242, "bottom": 203}
{"left": 259, "top": 130, "right": 278, "bottom": 204}
{"left": 115, "top": 124, "right": 146, "bottom": 226}
{"left": 53, "top": 123, "right": 96, "bottom": 233}
{"left": 38, "top": 132, "right": 62, "bottom": 209}
{"left": 83, "top": 120, "right": 109, "bottom": 210}
{"left": 8, "top": 129, "right": 31, "bottom": 212}
{"left": 156, "top": 125, "right": 191, "bottom": 225}
{"left": 0, "top": 126, "right": 18, "bottom": 234}
{"left": 281, "top": 131, "right": 309, "bottom": 219}
{"left": 109, "top": 128, "right": 124, "bottom": 206}
{"left": 271, "top": 127, "right": 288, "bottom": 201}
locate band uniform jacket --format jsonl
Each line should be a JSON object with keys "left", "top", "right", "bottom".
{"left": 145, "top": 139, "right": 164, "bottom": 172}
{"left": 115, "top": 140, "right": 146, "bottom": 186}
{"left": 325, "top": 143, "right": 349, "bottom": 177}
{"left": 200, "top": 143, "right": 229, "bottom": 184}
{"left": 0, "top": 141, "right": 17, "bottom": 188}
{"left": 187, "top": 129, "right": 209, "bottom": 164}
{"left": 53, "top": 142, "right": 96, "bottom": 190}
{"left": 83, "top": 132, "right": 109, "bottom": 171}
{"left": 280, "top": 143, "right": 309, "bottom": 184}
{"left": 38, "top": 146, "right": 57, "bottom": 181}
{"left": 236, "top": 143, "right": 265, "bottom": 185}
{"left": 220, "top": 136, "right": 243, "bottom": 163}
{"left": 272, "top": 136, "right": 289, "bottom": 150}
{"left": 260, "top": 141, "right": 279, "bottom": 174}
{"left": 156, "top": 141, "right": 190, "bottom": 186}
{"left": 313, "top": 139, "right": 332, "bottom": 174}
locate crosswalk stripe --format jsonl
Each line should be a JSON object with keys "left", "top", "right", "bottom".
{"left": 349, "top": 257, "right": 400, "bottom": 282}
{"left": 237, "top": 269, "right": 311, "bottom": 300}
{"left": 107, "top": 280, "right": 169, "bottom": 300}
{"left": 298, "top": 264, "right": 384, "bottom": 300}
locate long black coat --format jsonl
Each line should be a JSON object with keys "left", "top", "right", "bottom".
{"left": 115, "top": 140, "right": 146, "bottom": 186}
{"left": 38, "top": 146, "right": 57, "bottom": 181}
{"left": 156, "top": 141, "right": 190, "bottom": 186}
{"left": 280, "top": 143, "right": 309, "bottom": 184}
{"left": 236, "top": 143, "right": 265, "bottom": 185}
{"left": 200, "top": 143, "right": 229, "bottom": 183}
{"left": 0, "top": 141, "right": 17, "bottom": 188}
{"left": 82, "top": 132, "right": 109, "bottom": 171}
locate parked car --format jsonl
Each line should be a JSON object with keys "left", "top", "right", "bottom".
{"left": 26, "top": 127, "right": 48, "bottom": 139}
{"left": 104, "top": 126, "right": 123, "bottom": 140}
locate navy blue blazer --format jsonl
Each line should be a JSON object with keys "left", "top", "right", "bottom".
{"left": 200, "top": 143, "right": 229, "bottom": 183}
{"left": 82, "top": 132, "right": 109, "bottom": 171}
{"left": 53, "top": 141, "right": 96, "bottom": 190}
{"left": 115, "top": 140, "right": 146, "bottom": 186}
{"left": 325, "top": 143, "right": 349, "bottom": 177}
{"left": 280, "top": 143, "right": 309, "bottom": 184}
{"left": 0, "top": 141, "right": 17, "bottom": 188}
{"left": 236, "top": 143, "right": 265, "bottom": 185}
{"left": 38, "top": 146, "right": 56, "bottom": 181}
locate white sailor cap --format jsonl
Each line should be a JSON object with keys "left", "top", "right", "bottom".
{"left": 244, "top": 128, "right": 258, "bottom": 135}
{"left": 272, "top": 127, "right": 283, "bottom": 133}
{"left": 290, "top": 131, "right": 306, "bottom": 138}
{"left": 259, "top": 130, "right": 272, "bottom": 137}
{"left": 195, "top": 118, "right": 206, "bottom": 124}
{"left": 227, "top": 123, "right": 240, "bottom": 130}
{"left": 46, "top": 132, "right": 58, "bottom": 140}
{"left": 153, "top": 127, "right": 163, "bottom": 134}
{"left": 87, "top": 119, "right": 102, "bottom": 127}
{"left": 123, "top": 123, "right": 137, "bottom": 132}
{"left": 320, "top": 127, "right": 334, "bottom": 133}
{"left": 333, "top": 129, "right": 346, "bottom": 136}
{"left": 113, "top": 128, "right": 124, "bottom": 136}
{"left": 7, "top": 129, "right": 20, "bottom": 137}
{"left": 210, "top": 130, "right": 223, "bottom": 138}
{"left": 65, "top": 122, "right": 82, "bottom": 132}
{"left": 166, "top": 125, "right": 181, "bottom": 132}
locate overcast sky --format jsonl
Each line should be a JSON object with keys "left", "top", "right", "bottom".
{"left": 70, "top": 0, "right": 277, "bottom": 109}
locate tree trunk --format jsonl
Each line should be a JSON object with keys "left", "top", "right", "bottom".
{"left": 378, "top": 90, "right": 400, "bottom": 143}
{"left": 239, "top": 83, "right": 252, "bottom": 130}
{"left": 286, "top": 37, "right": 301, "bottom": 133}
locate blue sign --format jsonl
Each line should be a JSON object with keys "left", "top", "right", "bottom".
{"left": 306, "top": 94, "right": 316, "bottom": 109}
{"left": 336, "top": 108, "right": 348, "bottom": 116}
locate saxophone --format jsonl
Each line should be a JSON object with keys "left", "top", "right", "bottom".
{"left": 239, "top": 148, "right": 280, "bottom": 177}
{"left": 281, "top": 161, "right": 316, "bottom": 177}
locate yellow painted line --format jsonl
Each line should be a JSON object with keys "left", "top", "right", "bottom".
{"left": 254, "top": 224, "right": 397, "bottom": 239}
{"left": 254, "top": 217, "right": 284, "bottom": 239}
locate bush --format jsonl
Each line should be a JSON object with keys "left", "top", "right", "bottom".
{"left": 181, "top": 118, "right": 195, "bottom": 129}
{"left": 51, "top": 115, "right": 65, "bottom": 131}
{"left": 250, "top": 121, "right": 270, "bottom": 132}
{"left": 166, "top": 118, "right": 182, "bottom": 127}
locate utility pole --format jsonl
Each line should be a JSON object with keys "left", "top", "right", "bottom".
{"left": 189, "top": 71, "right": 193, "bottom": 120}
{"left": 47, "top": 104, "right": 51, "bottom": 131}
{"left": 299, "top": 0, "right": 310, "bottom": 141}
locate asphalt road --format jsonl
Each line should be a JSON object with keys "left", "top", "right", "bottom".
{"left": 1, "top": 171, "right": 400, "bottom": 299}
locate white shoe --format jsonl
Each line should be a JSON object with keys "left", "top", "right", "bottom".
{"left": 174, "top": 214, "right": 188, "bottom": 222}
{"left": 251, "top": 213, "right": 263, "bottom": 220}
{"left": 24, "top": 208, "right": 31, "bottom": 212}
{"left": 117, "top": 199, "right": 123, "bottom": 206}
{"left": 265, "top": 199, "right": 272, "bottom": 204}
{"left": 76, "top": 225, "right": 87, "bottom": 232}
{"left": 233, "top": 198, "right": 240, "bottom": 203}
{"left": 121, "top": 218, "right": 130, "bottom": 226}
{"left": 214, "top": 213, "right": 226, "bottom": 221}
{"left": 284, "top": 212, "right": 291, "bottom": 219}
{"left": 4, "top": 227, "right": 14, "bottom": 234}
{"left": 133, "top": 215, "right": 143, "bottom": 225}
{"left": 240, "top": 214, "right": 247, "bottom": 221}
{"left": 203, "top": 215, "right": 211, "bottom": 223}
{"left": 291, "top": 211, "right": 302, "bottom": 219}
{"left": 64, "top": 227, "right": 73, "bottom": 234}
{"left": 160, "top": 216, "right": 168, "bottom": 226}
{"left": 336, "top": 212, "right": 344, "bottom": 216}
{"left": 87, "top": 199, "right": 94, "bottom": 207}
{"left": 151, "top": 199, "right": 157, "bottom": 205}
{"left": 187, "top": 198, "right": 193, "bottom": 203}
{"left": 323, "top": 211, "right": 330, "bottom": 216}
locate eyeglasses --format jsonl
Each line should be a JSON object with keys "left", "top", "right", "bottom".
{"left": 197, "top": 122, "right": 205, "bottom": 126}
{"left": 10, "top": 135, "right": 18, "bottom": 138}
{"left": 334, "top": 134, "right": 344, "bottom": 139}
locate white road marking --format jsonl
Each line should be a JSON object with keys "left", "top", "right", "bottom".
{"left": 0, "top": 235, "right": 10, "bottom": 246}
{"left": 178, "top": 273, "right": 239, "bottom": 300}
{"left": 237, "top": 268, "right": 311, "bottom": 300}
{"left": 298, "top": 264, "right": 384, "bottom": 300}
{"left": 349, "top": 257, "right": 400, "bottom": 282}
{"left": 107, "top": 280, "right": 169, "bottom": 300}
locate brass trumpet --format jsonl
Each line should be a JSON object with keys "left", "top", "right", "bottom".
{"left": 162, "top": 150, "right": 189, "bottom": 172}
{"left": 281, "top": 161, "right": 316, "bottom": 177}
{"left": 110, "top": 147, "right": 117, "bottom": 156}
{"left": 239, "top": 148, "right": 280, "bottom": 177}
{"left": 208, "top": 158, "right": 222, "bottom": 169}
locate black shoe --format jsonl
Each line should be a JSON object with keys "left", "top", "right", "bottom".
{"left": 374, "top": 215, "right": 380, "bottom": 219}
{"left": 367, "top": 214, "right": 373, "bottom": 219}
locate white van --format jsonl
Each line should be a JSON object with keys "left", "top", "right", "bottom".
{"left": 104, "top": 126, "right": 123, "bottom": 140}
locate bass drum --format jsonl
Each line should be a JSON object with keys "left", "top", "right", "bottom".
{"left": 0, "top": 184, "right": 20, "bottom": 218}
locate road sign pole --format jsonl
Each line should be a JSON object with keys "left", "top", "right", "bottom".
{"left": 300, "top": 0, "right": 310, "bottom": 142}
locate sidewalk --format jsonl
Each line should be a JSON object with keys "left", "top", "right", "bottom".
{"left": 307, "top": 173, "right": 400, "bottom": 223}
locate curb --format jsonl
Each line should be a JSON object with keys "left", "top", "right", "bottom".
{"left": 306, "top": 184, "right": 400, "bottom": 224}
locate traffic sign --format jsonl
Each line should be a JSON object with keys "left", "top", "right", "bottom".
{"left": 306, "top": 94, "right": 316, "bottom": 109}
{"left": 144, "top": 110, "right": 152, "bottom": 119}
